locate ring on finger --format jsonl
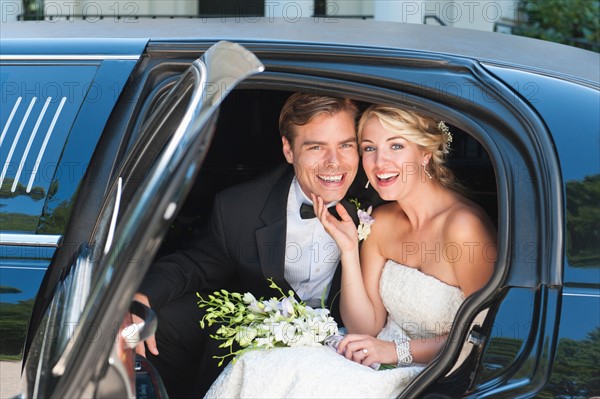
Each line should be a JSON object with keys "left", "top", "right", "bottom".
{"left": 362, "top": 348, "right": 368, "bottom": 355}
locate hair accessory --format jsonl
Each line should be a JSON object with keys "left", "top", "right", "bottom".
{"left": 438, "top": 121, "right": 453, "bottom": 147}
{"left": 393, "top": 337, "right": 413, "bottom": 367}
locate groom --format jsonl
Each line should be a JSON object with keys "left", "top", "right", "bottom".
{"left": 134, "top": 92, "right": 370, "bottom": 397}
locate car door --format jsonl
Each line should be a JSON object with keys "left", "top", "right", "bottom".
{"left": 0, "top": 39, "right": 146, "bottom": 363}
{"left": 19, "top": 40, "right": 264, "bottom": 398}
{"left": 475, "top": 63, "right": 600, "bottom": 399}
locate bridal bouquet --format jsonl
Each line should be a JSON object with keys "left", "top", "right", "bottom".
{"left": 197, "top": 278, "right": 338, "bottom": 365}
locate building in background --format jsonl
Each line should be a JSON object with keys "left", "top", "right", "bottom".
{"left": 2, "top": 0, "right": 520, "bottom": 33}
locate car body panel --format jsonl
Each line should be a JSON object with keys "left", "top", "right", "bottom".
{"left": 0, "top": 42, "right": 145, "bottom": 362}
{"left": 2, "top": 18, "right": 598, "bottom": 84}
{"left": 0, "top": 38, "right": 146, "bottom": 59}
{"left": 481, "top": 64, "right": 600, "bottom": 399}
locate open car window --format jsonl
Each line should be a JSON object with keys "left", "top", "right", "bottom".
{"left": 21, "top": 41, "right": 264, "bottom": 398}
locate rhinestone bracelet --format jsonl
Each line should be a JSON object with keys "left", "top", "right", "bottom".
{"left": 394, "top": 337, "right": 413, "bottom": 367}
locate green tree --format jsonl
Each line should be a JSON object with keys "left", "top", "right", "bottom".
{"left": 0, "top": 287, "right": 22, "bottom": 294}
{"left": 0, "top": 178, "right": 45, "bottom": 201}
{"left": 565, "top": 175, "right": 600, "bottom": 266}
{"left": 538, "top": 327, "right": 600, "bottom": 398}
{"left": 516, "top": 0, "right": 600, "bottom": 52}
{"left": 0, "top": 298, "right": 34, "bottom": 359}
{"left": 21, "top": 0, "right": 44, "bottom": 20}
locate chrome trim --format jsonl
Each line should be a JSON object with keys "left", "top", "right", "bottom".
{"left": 28, "top": 97, "right": 66, "bottom": 192}
{"left": 563, "top": 292, "right": 600, "bottom": 298}
{"left": 0, "top": 96, "right": 21, "bottom": 146}
{"left": 0, "top": 233, "right": 62, "bottom": 247}
{"left": 14, "top": 97, "right": 52, "bottom": 192}
{"left": 0, "top": 96, "right": 67, "bottom": 192}
{"left": 0, "top": 266, "right": 48, "bottom": 270}
{"left": 0, "top": 97, "right": 36, "bottom": 188}
{"left": 103, "top": 177, "right": 122, "bottom": 255}
{"left": 0, "top": 55, "right": 140, "bottom": 61}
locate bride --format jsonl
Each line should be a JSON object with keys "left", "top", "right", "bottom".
{"left": 205, "top": 105, "right": 497, "bottom": 398}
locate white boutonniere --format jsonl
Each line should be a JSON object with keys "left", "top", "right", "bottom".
{"left": 350, "top": 198, "right": 375, "bottom": 241}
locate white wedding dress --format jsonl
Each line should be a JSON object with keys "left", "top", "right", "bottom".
{"left": 205, "top": 260, "right": 464, "bottom": 398}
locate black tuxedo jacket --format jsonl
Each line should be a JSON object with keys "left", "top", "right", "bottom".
{"left": 140, "top": 164, "right": 374, "bottom": 324}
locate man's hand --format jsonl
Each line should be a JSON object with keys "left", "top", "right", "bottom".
{"left": 131, "top": 293, "right": 159, "bottom": 357}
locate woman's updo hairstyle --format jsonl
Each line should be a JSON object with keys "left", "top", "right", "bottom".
{"left": 358, "top": 105, "right": 463, "bottom": 193}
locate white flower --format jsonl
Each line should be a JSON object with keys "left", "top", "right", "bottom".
{"left": 254, "top": 337, "right": 274, "bottom": 349}
{"left": 357, "top": 223, "right": 371, "bottom": 241}
{"left": 242, "top": 292, "right": 257, "bottom": 304}
{"left": 356, "top": 205, "right": 374, "bottom": 241}
{"left": 236, "top": 326, "right": 257, "bottom": 347}
{"left": 264, "top": 298, "right": 280, "bottom": 312}
{"left": 289, "top": 331, "right": 321, "bottom": 347}
{"left": 279, "top": 297, "right": 296, "bottom": 318}
{"left": 273, "top": 322, "right": 296, "bottom": 344}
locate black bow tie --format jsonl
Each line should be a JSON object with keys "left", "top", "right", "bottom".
{"left": 299, "top": 203, "right": 340, "bottom": 220}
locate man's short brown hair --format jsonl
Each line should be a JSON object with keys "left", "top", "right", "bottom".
{"left": 279, "top": 92, "right": 359, "bottom": 146}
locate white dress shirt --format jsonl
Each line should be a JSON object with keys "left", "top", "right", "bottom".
{"left": 284, "top": 178, "right": 341, "bottom": 308}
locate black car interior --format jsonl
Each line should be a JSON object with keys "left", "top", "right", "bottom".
{"left": 156, "top": 87, "right": 498, "bottom": 258}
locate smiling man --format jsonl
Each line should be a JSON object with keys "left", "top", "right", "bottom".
{"left": 281, "top": 95, "right": 359, "bottom": 203}
{"left": 134, "top": 92, "right": 365, "bottom": 397}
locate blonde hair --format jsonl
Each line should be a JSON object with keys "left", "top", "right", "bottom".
{"left": 358, "top": 105, "right": 462, "bottom": 192}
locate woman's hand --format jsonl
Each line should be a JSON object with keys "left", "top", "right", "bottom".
{"left": 337, "top": 334, "right": 397, "bottom": 368}
{"left": 312, "top": 193, "right": 358, "bottom": 253}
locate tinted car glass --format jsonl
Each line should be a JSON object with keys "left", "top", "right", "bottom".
{"left": 1, "top": 64, "right": 98, "bottom": 233}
